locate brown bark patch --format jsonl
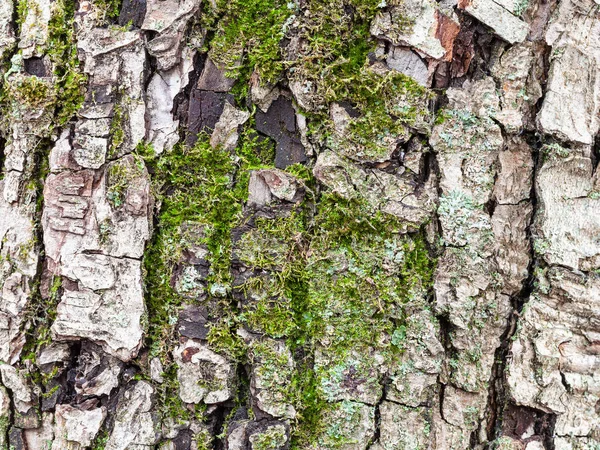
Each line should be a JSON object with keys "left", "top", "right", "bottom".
{"left": 182, "top": 346, "right": 200, "bottom": 363}
{"left": 435, "top": 12, "right": 461, "bottom": 61}
{"left": 450, "top": 29, "right": 475, "bottom": 78}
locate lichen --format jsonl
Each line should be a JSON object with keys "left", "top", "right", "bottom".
{"left": 249, "top": 424, "right": 288, "bottom": 450}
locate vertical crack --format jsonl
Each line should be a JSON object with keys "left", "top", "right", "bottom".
{"left": 484, "top": 122, "right": 545, "bottom": 446}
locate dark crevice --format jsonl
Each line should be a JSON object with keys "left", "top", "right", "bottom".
{"left": 484, "top": 198, "right": 497, "bottom": 217}
{"left": 421, "top": 146, "right": 434, "bottom": 185}
{"left": 172, "top": 49, "right": 207, "bottom": 125}
{"left": 61, "top": 341, "right": 83, "bottom": 405}
{"left": 559, "top": 371, "right": 571, "bottom": 394}
{"left": 438, "top": 380, "right": 447, "bottom": 422}
{"left": 2, "top": 381, "right": 14, "bottom": 446}
{"left": 500, "top": 404, "right": 557, "bottom": 449}
{"left": 485, "top": 127, "right": 543, "bottom": 446}
{"left": 366, "top": 378, "right": 389, "bottom": 449}
{"left": 0, "top": 135, "right": 6, "bottom": 177}
{"left": 213, "top": 362, "right": 251, "bottom": 450}
{"left": 592, "top": 133, "right": 600, "bottom": 173}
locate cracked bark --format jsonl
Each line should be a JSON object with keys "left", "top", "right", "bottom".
{"left": 0, "top": 0, "right": 599, "bottom": 448}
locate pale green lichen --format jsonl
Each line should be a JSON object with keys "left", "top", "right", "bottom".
{"left": 250, "top": 424, "right": 288, "bottom": 450}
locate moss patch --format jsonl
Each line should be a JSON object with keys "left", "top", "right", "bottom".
{"left": 47, "top": 0, "right": 87, "bottom": 125}
{"left": 201, "top": 0, "right": 295, "bottom": 90}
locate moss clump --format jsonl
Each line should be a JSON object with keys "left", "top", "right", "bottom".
{"left": 232, "top": 188, "right": 436, "bottom": 448}
{"left": 194, "top": 429, "right": 214, "bottom": 450}
{"left": 108, "top": 101, "right": 126, "bottom": 157}
{"left": 20, "top": 276, "right": 61, "bottom": 366}
{"left": 9, "top": 75, "right": 55, "bottom": 109}
{"left": 287, "top": 1, "right": 432, "bottom": 156}
{"left": 326, "top": 68, "right": 432, "bottom": 160}
{"left": 293, "top": 195, "right": 434, "bottom": 447}
{"left": 94, "top": 0, "right": 123, "bottom": 21}
{"left": 106, "top": 157, "right": 144, "bottom": 208}
{"left": 15, "top": 0, "right": 29, "bottom": 32}
{"left": 206, "top": 319, "right": 246, "bottom": 360}
{"left": 235, "top": 211, "right": 307, "bottom": 339}
{"left": 289, "top": 0, "right": 381, "bottom": 106}
{"left": 47, "top": 0, "right": 87, "bottom": 125}
{"left": 305, "top": 194, "right": 435, "bottom": 354}
{"left": 139, "top": 127, "right": 276, "bottom": 420}
{"left": 201, "top": 0, "right": 295, "bottom": 87}
{"left": 542, "top": 142, "right": 570, "bottom": 161}
{"left": 141, "top": 134, "right": 245, "bottom": 358}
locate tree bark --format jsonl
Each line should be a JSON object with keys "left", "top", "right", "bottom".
{"left": 0, "top": 0, "right": 598, "bottom": 448}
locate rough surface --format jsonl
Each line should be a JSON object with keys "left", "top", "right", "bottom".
{"left": 0, "top": 0, "right": 597, "bottom": 448}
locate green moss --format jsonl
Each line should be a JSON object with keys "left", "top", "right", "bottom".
{"left": 109, "top": 101, "right": 126, "bottom": 157}
{"left": 10, "top": 75, "right": 55, "bottom": 108}
{"left": 106, "top": 157, "right": 144, "bottom": 208}
{"left": 91, "top": 428, "right": 109, "bottom": 450}
{"left": 15, "top": 0, "right": 29, "bottom": 32}
{"left": 513, "top": 0, "right": 529, "bottom": 16}
{"left": 194, "top": 429, "right": 214, "bottom": 450}
{"left": 307, "top": 195, "right": 434, "bottom": 352}
{"left": 230, "top": 186, "right": 435, "bottom": 448}
{"left": 285, "top": 0, "right": 431, "bottom": 154}
{"left": 206, "top": 319, "right": 246, "bottom": 360}
{"left": 330, "top": 69, "right": 432, "bottom": 159}
{"left": 201, "top": 0, "right": 295, "bottom": 87}
{"left": 94, "top": 0, "right": 123, "bottom": 21}
{"left": 20, "top": 276, "right": 61, "bottom": 363}
{"left": 542, "top": 142, "right": 570, "bottom": 161}
{"left": 47, "top": 0, "right": 87, "bottom": 125}
{"left": 290, "top": 0, "right": 381, "bottom": 105}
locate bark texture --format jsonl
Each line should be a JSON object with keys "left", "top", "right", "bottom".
{"left": 0, "top": 0, "right": 598, "bottom": 448}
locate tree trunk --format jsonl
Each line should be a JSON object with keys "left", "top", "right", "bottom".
{"left": 0, "top": 0, "right": 597, "bottom": 448}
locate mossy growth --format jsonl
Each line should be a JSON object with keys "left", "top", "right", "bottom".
{"left": 194, "top": 429, "right": 214, "bottom": 450}
{"left": 200, "top": 0, "right": 432, "bottom": 158}
{"left": 304, "top": 194, "right": 435, "bottom": 355}
{"left": 541, "top": 142, "right": 570, "bottom": 161}
{"left": 200, "top": 0, "right": 296, "bottom": 87}
{"left": 47, "top": 0, "right": 87, "bottom": 125}
{"left": 249, "top": 424, "right": 288, "bottom": 450}
{"left": 15, "top": 0, "right": 29, "bottom": 33}
{"left": 108, "top": 100, "right": 127, "bottom": 157}
{"left": 235, "top": 210, "right": 307, "bottom": 339}
{"left": 326, "top": 68, "right": 433, "bottom": 161}
{"left": 93, "top": 0, "right": 123, "bottom": 22}
{"left": 139, "top": 126, "right": 278, "bottom": 422}
{"left": 20, "top": 276, "right": 62, "bottom": 366}
{"left": 289, "top": 0, "right": 431, "bottom": 155}
{"left": 231, "top": 186, "right": 435, "bottom": 447}
{"left": 8, "top": 75, "right": 55, "bottom": 110}
{"left": 141, "top": 135, "right": 243, "bottom": 358}
{"left": 289, "top": 0, "right": 382, "bottom": 105}
{"left": 90, "top": 428, "right": 109, "bottom": 450}
{"left": 106, "top": 156, "right": 144, "bottom": 208}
